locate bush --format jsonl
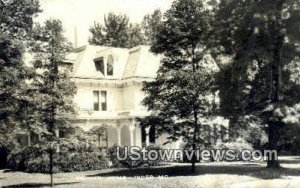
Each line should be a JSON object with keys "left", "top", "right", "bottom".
{"left": 7, "top": 136, "right": 108, "bottom": 173}
{"left": 178, "top": 145, "right": 203, "bottom": 163}
{"left": 145, "top": 145, "right": 163, "bottom": 166}
{"left": 214, "top": 137, "right": 254, "bottom": 161}
{"left": 108, "top": 145, "right": 162, "bottom": 168}
{"left": 215, "top": 137, "right": 253, "bottom": 152}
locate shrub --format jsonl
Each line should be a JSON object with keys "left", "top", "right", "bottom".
{"left": 214, "top": 137, "right": 254, "bottom": 161}
{"left": 7, "top": 143, "right": 50, "bottom": 172}
{"left": 108, "top": 144, "right": 162, "bottom": 168}
{"left": 180, "top": 144, "right": 201, "bottom": 163}
{"left": 108, "top": 145, "right": 142, "bottom": 168}
{"left": 215, "top": 137, "right": 253, "bottom": 152}
{"left": 7, "top": 135, "right": 108, "bottom": 173}
{"left": 145, "top": 145, "right": 163, "bottom": 166}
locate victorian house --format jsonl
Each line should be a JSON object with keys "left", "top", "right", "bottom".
{"left": 18, "top": 44, "right": 228, "bottom": 149}
{"left": 67, "top": 45, "right": 165, "bottom": 148}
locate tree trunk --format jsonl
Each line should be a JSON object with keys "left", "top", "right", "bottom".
{"left": 228, "top": 117, "right": 239, "bottom": 142}
{"left": 190, "top": 47, "right": 199, "bottom": 174}
{"left": 49, "top": 37, "right": 57, "bottom": 187}
{"left": 191, "top": 108, "right": 199, "bottom": 174}
{"left": 266, "top": 8, "right": 284, "bottom": 166}
{"left": 267, "top": 123, "right": 280, "bottom": 168}
{"left": 191, "top": 143, "right": 196, "bottom": 173}
{"left": 49, "top": 148, "right": 54, "bottom": 186}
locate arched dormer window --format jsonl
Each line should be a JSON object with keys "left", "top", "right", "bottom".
{"left": 94, "top": 57, "right": 105, "bottom": 75}
{"left": 107, "top": 55, "right": 114, "bottom": 76}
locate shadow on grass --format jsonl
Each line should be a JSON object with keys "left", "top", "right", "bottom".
{"left": 2, "top": 182, "right": 80, "bottom": 188}
{"left": 87, "top": 163, "right": 300, "bottom": 180}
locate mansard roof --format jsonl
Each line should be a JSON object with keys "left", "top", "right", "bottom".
{"left": 69, "top": 45, "right": 161, "bottom": 80}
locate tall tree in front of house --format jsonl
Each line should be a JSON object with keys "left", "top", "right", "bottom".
{"left": 30, "top": 19, "right": 77, "bottom": 186}
{"left": 212, "top": 0, "right": 300, "bottom": 168}
{"left": 0, "top": 0, "right": 41, "bottom": 150}
{"left": 89, "top": 13, "right": 144, "bottom": 48}
{"left": 139, "top": 0, "right": 215, "bottom": 173}
{"left": 142, "top": 9, "right": 163, "bottom": 45}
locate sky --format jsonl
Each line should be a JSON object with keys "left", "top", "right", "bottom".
{"left": 36, "top": 0, "right": 174, "bottom": 47}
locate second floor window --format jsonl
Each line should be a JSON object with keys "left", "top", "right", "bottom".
{"left": 93, "top": 90, "right": 107, "bottom": 111}
{"left": 100, "top": 91, "right": 107, "bottom": 111}
{"left": 93, "top": 91, "right": 100, "bottom": 111}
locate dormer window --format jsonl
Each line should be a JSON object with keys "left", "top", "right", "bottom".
{"left": 94, "top": 57, "right": 105, "bottom": 75}
{"left": 107, "top": 55, "right": 114, "bottom": 76}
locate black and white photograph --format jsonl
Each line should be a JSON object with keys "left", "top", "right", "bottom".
{"left": 0, "top": 0, "right": 300, "bottom": 187}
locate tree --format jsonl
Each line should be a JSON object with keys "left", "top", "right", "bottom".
{"left": 212, "top": 0, "right": 300, "bottom": 168}
{"left": 128, "top": 23, "right": 145, "bottom": 48}
{"left": 30, "top": 19, "right": 76, "bottom": 186}
{"left": 140, "top": 0, "right": 215, "bottom": 173}
{"left": 142, "top": 9, "right": 162, "bottom": 45}
{"left": 0, "top": 0, "right": 41, "bottom": 40}
{"left": 89, "top": 13, "right": 144, "bottom": 48}
{"left": 0, "top": 0, "right": 41, "bottom": 149}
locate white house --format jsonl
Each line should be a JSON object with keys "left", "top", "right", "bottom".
{"left": 66, "top": 44, "right": 230, "bottom": 149}
{"left": 18, "top": 44, "right": 228, "bottom": 149}
{"left": 67, "top": 45, "right": 168, "bottom": 148}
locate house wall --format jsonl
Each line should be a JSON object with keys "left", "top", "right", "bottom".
{"left": 74, "top": 82, "right": 124, "bottom": 113}
{"left": 134, "top": 85, "right": 147, "bottom": 111}
{"left": 121, "top": 85, "right": 136, "bottom": 111}
{"left": 73, "top": 81, "right": 149, "bottom": 114}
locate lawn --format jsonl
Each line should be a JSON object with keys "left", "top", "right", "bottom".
{"left": 0, "top": 156, "right": 300, "bottom": 188}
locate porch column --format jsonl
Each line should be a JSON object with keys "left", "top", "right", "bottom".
{"left": 145, "top": 127, "right": 150, "bottom": 147}
{"left": 117, "top": 126, "right": 121, "bottom": 146}
{"left": 129, "top": 125, "right": 135, "bottom": 146}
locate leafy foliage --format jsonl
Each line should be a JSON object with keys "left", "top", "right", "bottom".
{"left": 212, "top": 0, "right": 300, "bottom": 167}
{"left": 7, "top": 135, "right": 108, "bottom": 173}
{"left": 29, "top": 19, "right": 77, "bottom": 137}
{"left": 108, "top": 145, "right": 162, "bottom": 168}
{"left": 27, "top": 19, "right": 77, "bottom": 180}
{"left": 142, "top": 9, "right": 163, "bottom": 45}
{"left": 89, "top": 13, "right": 144, "bottom": 48}
{"left": 0, "top": 0, "right": 41, "bottom": 39}
{"left": 0, "top": 0, "right": 41, "bottom": 149}
{"left": 140, "top": 0, "right": 216, "bottom": 172}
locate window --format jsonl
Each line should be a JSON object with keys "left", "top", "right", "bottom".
{"left": 93, "top": 90, "right": 107, "bottom": 111}
{"left": 94, "top": 57, "right": 105, "bottom": 75}
{"left": 107, "top": 55, "right": 114, "bottom": 76}
{"left": 101, "top": 91, "right": 107, "bottom": 111}
{"left": 93, "top": 91, "right": 100, "bottom": 111}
